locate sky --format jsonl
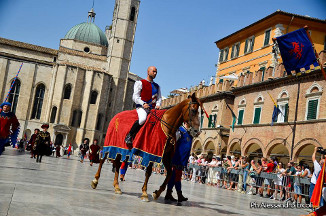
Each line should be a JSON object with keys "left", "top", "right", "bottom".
{"left": 0, "top": 0, "right": 325, "bottom": 97}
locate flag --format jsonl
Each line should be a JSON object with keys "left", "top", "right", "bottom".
{"left": 226, "top": 103, "right": 237, "bottom": 132}
{"left": 311, "top": 161, "right": 326, "bottom": 208}
{"left": 267, "top": 92, "right": 281, "bottom": 126}
{"left": 271, "top": 106, "right": 281, "bottom": 126}
{"left": 276, "top": 28, "right": 318, "bottom": 73}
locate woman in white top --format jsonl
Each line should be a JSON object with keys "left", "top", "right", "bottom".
{"left": 274, "top": 162, "right": 285, "bottom": 201}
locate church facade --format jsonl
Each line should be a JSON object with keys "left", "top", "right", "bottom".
{"left": 0, "top": 0, "right": 141, "bottom": 148}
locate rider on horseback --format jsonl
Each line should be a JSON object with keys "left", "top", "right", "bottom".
{"left": 125, "top": 66, "right": 162, "bottom": 149}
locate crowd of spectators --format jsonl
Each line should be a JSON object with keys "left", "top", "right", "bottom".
{"left": 181, "top": 147, "right": 325, "bottom": 207}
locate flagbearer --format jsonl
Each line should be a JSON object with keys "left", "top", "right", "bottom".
{"left": 165, "top": 122, "right": 193, "bottom": 204}
{"left": 0, "top": 102, "right": 20, "bottom": 155}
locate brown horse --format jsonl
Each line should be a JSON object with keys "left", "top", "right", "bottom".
{"left": 91, "top": 93, "right": 201, "bottom": 202}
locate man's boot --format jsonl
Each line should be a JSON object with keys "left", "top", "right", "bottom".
{"left": 36, "top": 155, "right": 39, "bottom": 163}
{"left": 125, "top": 120, "right": 142, "bottom": 149}
{"left": 177, "top": 191, "right": 188, "bottom": 202}
{"left": 164, "top": 189, "right": 177, "bottom": 202}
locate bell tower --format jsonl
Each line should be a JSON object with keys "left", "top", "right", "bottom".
{"left": 107, "top": 0, "right": 140, "bottom": 119}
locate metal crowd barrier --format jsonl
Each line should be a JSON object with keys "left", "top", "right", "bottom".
{"left": 187, "top": 164, "right": 311, "bottom": 203}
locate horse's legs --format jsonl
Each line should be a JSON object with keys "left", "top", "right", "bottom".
{"left": 113, "top": 154, "right": 122, "bottom": 194}
{"left": 91, "top": 152, "right": 108, "bottom": 189}
{"left": 152, "top": 156, "right": 173, "bottom": 200}
{"left": 141, "top": 162, "right": 153, "bottom": 202}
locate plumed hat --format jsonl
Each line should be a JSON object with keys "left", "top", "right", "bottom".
{"left": 41, "top": 124, "right": 49, "bottom": 129}
{"left": 0, "top": 102, "right": 12, "bottom": 108}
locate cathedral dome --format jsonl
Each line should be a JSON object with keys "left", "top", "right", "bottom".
{"left": 64, "top": 22, "right": 108, "bottom": 47}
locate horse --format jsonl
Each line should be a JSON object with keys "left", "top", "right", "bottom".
{"left": 91, "top": 93, "right": 201, "bottom": 202}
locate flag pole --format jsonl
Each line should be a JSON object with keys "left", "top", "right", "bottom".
{"left": 303, "top": 25, "right": 326, "bottom": 80}
{"left": 290, "top": 78, "right": 300, "bottom": 160}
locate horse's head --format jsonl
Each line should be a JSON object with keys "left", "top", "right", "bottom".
{"left": 183, "top": 93, "right": 201, "bottom": 137}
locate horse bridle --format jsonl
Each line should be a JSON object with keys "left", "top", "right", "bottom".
{"left": 185, "top": 101, "right": 200, "bottom": 137}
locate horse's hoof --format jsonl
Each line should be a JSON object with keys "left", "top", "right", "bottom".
{"left": 152, "top": 191, "right": 158, "bottom": 200}
{"left": 141, "top": 195, "right": 149, "bottom": 202}
{"left": 115, "top": 188, "right": 122, "bottom": 195}
{"left": 91, "top": 180, "right": 98, "bottom": 189}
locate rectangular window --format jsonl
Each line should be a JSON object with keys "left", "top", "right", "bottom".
{"left": 244, "top": 36, "right": 255, "bottom": 54}
{"left": 277, "top": 103, "right": 289, "bottom": 123}
{"left": 264, "top": 29, "right": 271, "bottom": 46}
{"left": 231, "top": 42, "right": 240, "bottom": 59}
{"left": 307, "top": 99, "right": 318, "bottom": 120}
{"left": 253, "top": 107, "right": 261, "bottom": 124}
{"left": 238, "top": 109, "right": 244, "bottom": 125}
{"left": 212, "top": 114, "right": 217, "bottom": 128}
{"left": 200, "top": 113, "right": 204, "bottom": 129}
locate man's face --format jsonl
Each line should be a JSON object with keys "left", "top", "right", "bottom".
{"left": 34, "top": 130, "right": 39, "bottom": 134}
{"left": 148, "top": 67, "right": 157, "bottom": 79}
{"left": 2, "top": 105, "right": 10, "bottom": 112}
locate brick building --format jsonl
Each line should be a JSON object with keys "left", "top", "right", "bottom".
{"left": 162, "top": 10, "right": 326, "bottom": 164}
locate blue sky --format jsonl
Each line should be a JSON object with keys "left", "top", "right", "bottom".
{"left": 0, "top": 0, "right": 325, "bottom": 97}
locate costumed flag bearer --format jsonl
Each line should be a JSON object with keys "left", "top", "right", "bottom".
{"left": 165, "top": 121, "right": 193, "bottom": 204}
{"left": 0, "top": 102, "right": 20, "bottom": 155}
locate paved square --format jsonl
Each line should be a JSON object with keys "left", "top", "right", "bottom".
{"left": 0, "top": 148, "right": 308, "bottom": 216}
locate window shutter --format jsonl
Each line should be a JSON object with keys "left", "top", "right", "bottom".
{"left": 284, "top": 103, "right": 289, "bottom": 122}
{"left": 208, "top": 115, "right": 212, "bottom": 127}
{"left": 253, "top": 107, "right": 261, "bottom": 124}
{"left": 200, "top": 114, "right": 204, "bottom": 128}
{"left": 238, "top": 110, "right": 244, "bottom": 125}
{"left": 307, "top": 99, "right": 318, "bottom": 120}
{"left": 264, "top": 30, "right": 271, "bottom": 46}
{"left": 250, "top": 36, "right": 255, "bottom": 52}
{"left": 244, "top": 39, "right": 248, "bottom": 53}
{"left": 219, "top": 50, "right": 224, "bottom": 62}
{"left": 212, "top": 114, "right": 217, "bottom": 128}
{"left": 231, "top": 45, "right": 234, "bottom": 58}
{"left": 224, "top": 47, "right": 229, "bottom": 61}
{"left": 260, "top": 67, "right": 266, "bottom": 81}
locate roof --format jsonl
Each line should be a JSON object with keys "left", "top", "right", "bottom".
{"left": 0, "top": 37, "right": 58, "bottom": 55}
{"left": 64, "top": 22, "right": 108, "bottom": 47}
{"left": 214, "top": 10, "right": 326, "bottom": 46}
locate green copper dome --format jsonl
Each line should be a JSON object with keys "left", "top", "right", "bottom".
{"left": 64, "top": 22, "right": 108, "bottom": 47}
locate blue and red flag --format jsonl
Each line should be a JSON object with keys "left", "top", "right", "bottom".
{"left": 276, "top": 28, "right": 318, "bottom": 73}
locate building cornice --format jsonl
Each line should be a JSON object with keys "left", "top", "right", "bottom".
{"left": 0, "top": 51, "right": 55, "bottom": 66}
{"left": 58, "top": 61, "right": 107, "bottom": 73}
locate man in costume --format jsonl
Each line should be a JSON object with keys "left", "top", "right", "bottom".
{"left": 89, "top": 139, "right": 100, "bottom": 166}
{"left": 0, "top": 102, "right": 20, "bottom": 155}
{"left": 34, "top": 124, "right": 51, "bottom": 163}
{"left": 165, "top": 122, "right": 193, "bottom": 204}
{"left": 28, "top": 128, "right": 39, "bottom": 158}
{"left": 125, "top": 66, "right": 162, "bottom": 149}
{"left": 79, "top": 138, "right": 89, "bottom": 163}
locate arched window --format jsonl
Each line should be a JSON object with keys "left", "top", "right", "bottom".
{"left": 96, "top": 113, "right": 103, "bottom": 130}
{"left": 71, "top": 110, "right": 82, "bottom": 127}
{"left": 31, "top": 84, "right": 45, "bottom": 119}
{"left": 129, "top": 7, "right": 136, "bottom": 21}
{"left": 90, "top": 91, "right": 98, "bottom": 104}
{"left": 8, "top": 79, "right": 21, "bottom": 114}
{"left": 63, "top": 84, "right": 72, "bottom": 99}
{"left": 50, "top": 106, "right": 57, "bottom": 123}
{"left": 306, "top": 82, "right": 323, "bottom": 120}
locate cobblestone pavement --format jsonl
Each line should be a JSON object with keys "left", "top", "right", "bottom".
{"left": 0, "top": 148, "right": 308, "bottom": 216}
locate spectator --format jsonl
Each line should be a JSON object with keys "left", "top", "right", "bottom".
{"left": 294, "top": 165, "right": 303, "bottom": 204}
{"left": 310, "top": 147, "right": 325, "bottom": 206}
{"left": 207, "top": 157, "right": 217, "bottom": 186}
{"left": 263, "top": 158, "right": 275, "bottom": 199}
{"left": 285, "top": 161, "right": 297, "bottom": 202}
{"left": 274, "top": 162, "right": 285, "bottom": 201}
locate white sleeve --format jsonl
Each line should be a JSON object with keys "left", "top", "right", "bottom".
{"left": 132, "top": 81, "right": 145, "bottom": 106}
{"left": 156, "top": 85, "right": 162, "bottom": 107}
{"left": 314, "top": 160, "right": 321, "bottom": 174}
